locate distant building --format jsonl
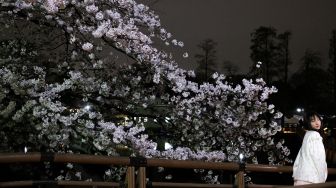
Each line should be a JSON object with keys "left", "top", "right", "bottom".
{"left": 282, "top": 115, "right": 303, "bottom": 134}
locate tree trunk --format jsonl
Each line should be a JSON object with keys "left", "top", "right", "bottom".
{"left": 284, "top": 35, "right": 289, "bottom": 84}
{"left": 265, "top": 36, "right": 270, "bottom": 83}
{"left": 333, "top": 31, "right": 336, "bottom": 103}
{"left": 205, "top": 51, "right": 208, "bottom": 81}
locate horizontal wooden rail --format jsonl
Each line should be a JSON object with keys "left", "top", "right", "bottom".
{"left": 247, "top": 185, "right": 286, "bottom": 188}
{"left": 146, "top": 158, "right": 239, "bottom": 171}
{"left": 245, "top": 164, "right": 293, "bottom": 173}
{"left": 274, "top": 181, "right": 336, "bottom": 188}
{"left": 150, "top": 182, "right": 232, "bottom": 188}
{"left": 2, "top": 153, "right": 336, "bottom": 188}
{"left": 0, "top": 180, "right": 120, "bottom": 187}
{"left": 0, "top": 153, "right": 290, "bottom": 172}
{"left": 2, "top": 181, "right": 336, "bottom": 188}
{"left": 2, "top": 152, "right": 336, "bottom": 174}
{"left": 1, "top": 153, "right": 336, "bottom": 184}
{"left": 0, "top": 152, "right": 130, "bottom": 165}
{"left": 0, "top": 153, "right": 240, "bottom": 171}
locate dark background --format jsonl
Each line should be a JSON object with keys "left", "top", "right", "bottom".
{"left": 150, "top": 0, "right": 336, "bottom": 74}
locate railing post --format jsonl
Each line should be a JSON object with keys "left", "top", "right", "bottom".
{"left": 235, "top": 154, "right": 245, "bottom": 188}
{"left": 137, "top": 167, "right": 146, "bottom": 188}
{"left": 126, "top": 166, "right": 135, "bottom": 188}
{"left": 129, "top": 156, "right": 147, "bottom": 188}
{"left": 235, "top": 171, "right": 245, "bottom": 188}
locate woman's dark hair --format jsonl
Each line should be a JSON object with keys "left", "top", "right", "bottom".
{"left": 303, "top": 111, "right": 323, "bottom": 131}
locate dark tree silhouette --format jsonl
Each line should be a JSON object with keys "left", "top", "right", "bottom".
{"left": 250, "top": 26, "right": 278, "bottom": 83}
{"left": 329, "top": 30, "right": 336, "bottom": 104}
{"left": 195, "top": 39, "right": 217, "bottom": 82}
{"left": 222, "top": 60, "right": 238, "bottom": 76}
{"left": 277, "top": 31, "right": 292, "bottom": 83}
{"left": 269, "top": 31, "right": 293, "bottom": 116}
{"left": 290, "top": 49, "right": 331, "bottom": 113}
{"left": 301, "top": 49, "right": 322, "bottom": 71}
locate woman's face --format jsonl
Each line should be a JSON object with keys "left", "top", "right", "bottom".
{"left": 310, "top": 115, "right": 321, "bottom": 130}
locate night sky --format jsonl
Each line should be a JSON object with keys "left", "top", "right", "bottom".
{"left": 150, "top": 0, "right": 336, "bottom": 74}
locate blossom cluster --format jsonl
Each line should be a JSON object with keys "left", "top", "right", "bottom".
{"left": 0, "top": 0, "right": 291, "bottom": 182}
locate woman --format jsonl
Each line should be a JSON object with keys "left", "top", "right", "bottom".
{"left": 292, "top": 112, "right": 328, "bottom": 186}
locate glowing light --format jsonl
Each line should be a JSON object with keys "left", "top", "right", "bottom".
{"left": 239, "top": 153, "right": 244, "bottom": 162}
{"left": 296, "top": 108, "right": 304, "bottom": 113}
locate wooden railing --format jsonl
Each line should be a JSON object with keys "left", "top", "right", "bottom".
{"left": 0, "top": 153, "right": 336, "bottom": 188}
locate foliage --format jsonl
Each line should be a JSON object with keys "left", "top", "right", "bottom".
{"left": 328, "top": 30, "right": 336, "bottom": 105}
{"left": 250, "top": 27, "right": 292, "bottom": 84}
{"left": 277, "top": 31, "right": 292, "bottom": 83}
{"left": 222, "top": 60, "right": 239, "bottom": 76}
{"left": 195, "top": 39, "right": 218, "bottom": 82}
{"left": 250, "top": 26, "right": 278, "bottom": 83}
{"left": 290, "top": 49, "right": 332, "bottom": 113}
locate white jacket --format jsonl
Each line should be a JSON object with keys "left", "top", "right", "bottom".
{"left": 292, "top": 131, "right": 328, "bottom": 183}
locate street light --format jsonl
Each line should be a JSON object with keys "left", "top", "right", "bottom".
{"left": 239, "top": 153, "right": 244, "bottom": 162}
{"left": 238, "top": 153, "right": 245, "bottom": 171}
{"left": 236, "top": 153, "right": 246, "bottom": 187}
{"left": 296, "top": 107, "right": 304, "bottom": 113}
{"left": 84, "top": 105, "right": 91, "bottom": 111}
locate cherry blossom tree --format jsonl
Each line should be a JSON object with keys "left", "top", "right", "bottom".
{"left": 0, "top": 0, "right": 290, "bottom": 182}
